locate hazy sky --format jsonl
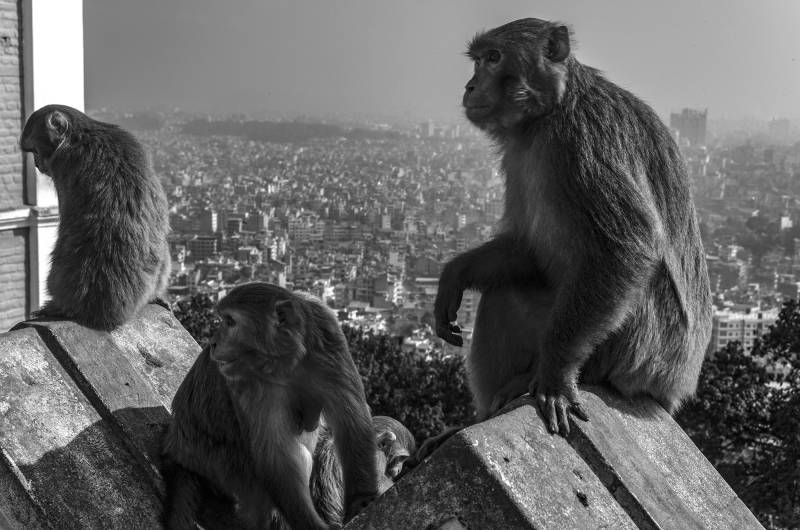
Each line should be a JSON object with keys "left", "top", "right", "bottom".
{"left": 84, "top": 0, "right": 800, "bottom": 121}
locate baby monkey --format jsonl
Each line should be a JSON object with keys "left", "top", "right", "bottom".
{"left": 163, "top": 283, "right": 379, "bottom": 529}
{"left": 311, "top": 415, "right": 416, "bottom": 527}
{"left": 20, "top": 104, "right": 170, "bottom": 330}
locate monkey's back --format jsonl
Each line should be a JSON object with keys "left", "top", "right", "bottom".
{"left": 47, "top": 124, "right": 170, "bottom": 330}
{"left": 551, "top": 64, "right": 712, "bottom": 408}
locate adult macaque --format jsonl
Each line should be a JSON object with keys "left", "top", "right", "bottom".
{"left": 435, "top": 18, "right": 712, "bottom": 435}
{"left": 20, "top": 105, "right": 170, "bottom": 330}
{"left": 163, "top": 283, "right": 378, "bottom": 529}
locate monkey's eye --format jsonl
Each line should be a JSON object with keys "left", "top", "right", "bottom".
{"left": 486, "top": 50, "right": 502, "bottom": 64}
{"left": 224, "top": 315, "right": 236, "bottom": 327}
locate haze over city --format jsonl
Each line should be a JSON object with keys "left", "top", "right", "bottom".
{"left": 85, "top": 0, "right": 800, "bottom": 122}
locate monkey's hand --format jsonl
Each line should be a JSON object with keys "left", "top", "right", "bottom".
{"left": 529, "top": 372, "right": 589, "bottom": 437}
{"left": 434, "top": 263, "right": 464, "bottom": 346}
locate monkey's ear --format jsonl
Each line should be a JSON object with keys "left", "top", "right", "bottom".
{"left": 546, "top": 25, "right": 570, "bottom": 62}
{"left": 275, "top": 299, "right": 300, "bottom": 327}
{"left": 46, "top": 110, "right": 70, "bottom": 144}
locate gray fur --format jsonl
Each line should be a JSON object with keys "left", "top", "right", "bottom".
{"left": 20, "top": 104, "right": 170, "bottom": 330}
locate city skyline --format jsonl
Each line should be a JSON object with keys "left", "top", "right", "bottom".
{"left": 84, "top": 0, "right": 800, "bottom": 122}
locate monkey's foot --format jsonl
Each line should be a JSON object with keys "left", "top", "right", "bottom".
{"left": 150, "top": 297, "right": 172, "bottom": 312}
{"left": 485, "top": 373, "right": 533, "bottom": 420}
{"left": 30, "top": 304, "right": 67, "bottom": 321}
{"left": 530, "top": 377, "right": 588, "bottom": 437}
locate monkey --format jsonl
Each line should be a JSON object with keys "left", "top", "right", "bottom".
{"left": 372, "top": 415, "right": 416, "bottom": 482}
{"left": 434, "top": 18, "right": 712, "bottom": 436}
{"left": 310, "top": 415, "right": 416, "bottom": 527}
{"left": 162, "top": 282, "right": 379, "bottom": 529}
{"left": 163, "top": 414, "right": 412, "bottom": 530}
{"left": 20, "top": 104, "right": 170, "bottom": 331}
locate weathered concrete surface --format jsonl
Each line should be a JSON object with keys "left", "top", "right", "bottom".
{"left": 350, "top": 388, "right": 764, "bottom": 530}
{"left": 0, "top": 326, "right": 162, "bottom": 528}
{"left": 1, "top": 304, "right": 202, "bottom": 528}
{"left": 12, "top": 304, "right": 201, "bottom": 491}
{"left": 348, "top": 403, "right": 637, "bottom": 530}
{"left": 1, "top": 305, "right": 762, "bottom": 529}
{"left": 570, "top": 386, "right": 764, "bottom": 530}
{"left": 0, "top": 448, "right": 47, "bottom": 529}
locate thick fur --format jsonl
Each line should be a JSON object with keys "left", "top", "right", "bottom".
{"left": 163, "top": 283, "right": 379, "bottom": 529}
{"left": 311, "top": 416, "right": 415, "bottom": 526}
{"left": 20, "top": 104, "right": 170, "bottom": 331}
{"left": 436, "top": 18, "right": 712, "bottom": 430}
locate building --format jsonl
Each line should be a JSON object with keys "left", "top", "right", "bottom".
{"left": 198, "top": 209, "right": 218, "bottom": 233}
{"left": 707, "top": 307, "right": 779, "bottom": 355}
{"left": 187, "top": 235, "right": 219, "bottom": 262}
{"left": 0, "top": 0, "right": 84, "bottom": 330}
{"left": 670, "top": 108, "right": 707, "bottom": 148}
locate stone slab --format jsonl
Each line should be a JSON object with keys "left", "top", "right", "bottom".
{"left": 0, "top": 326, "right": 162, "bottom": 528}
{"left": 569, "top": 386, "right": 764, "bottom": 530}
{"left": 109, "top": 303, "right": 202, "bottom": 409}
{"left": 348, "top": 403, "right": 636, "bottom": 529}
{"left": 13, "top": 303, "right": 202, "bottom": 491}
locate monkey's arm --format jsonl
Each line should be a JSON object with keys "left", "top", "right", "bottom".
{"left": 308, "top": 352, "right": 379, "bottom": 520}
{"left": 435, "top": 234, "right": 543, "bottom": 345}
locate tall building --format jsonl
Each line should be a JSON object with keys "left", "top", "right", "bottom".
{"left": 769, "top": 118, "right": 791, "bottom": 139}
{"left": 670, "top": 108, "right": 707, "bottom": 147}
{"left": 198, "top": 209, "right": 218, "bottom": 233}
{"left": 707, "top": 307, "right": 779, "bottom": 355}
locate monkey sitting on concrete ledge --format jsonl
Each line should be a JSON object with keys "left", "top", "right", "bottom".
{"left": 434, "top": 18, "right": 712, "bottom": 437}
{"left": 163, "top": 283, "right": 397, "bottom": 529}
{"left": 20, "top": 105, "right": 171, "bottom": 331}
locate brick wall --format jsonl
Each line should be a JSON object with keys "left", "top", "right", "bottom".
{"left": 0, "top": 0, "right": 26, "bottom": 330}
{"left": 0, "top": 228, "right": 27, "bottom": 329}
{"left": 0, "top": 0, "right": 22, "bottom": 210}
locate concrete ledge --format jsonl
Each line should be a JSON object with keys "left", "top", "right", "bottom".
{"left": 348, "top": 387, "right": 763, "bottom": 530}
{"left": 0, "top": 310, "right": 762, "bottom": 529}
{"left": 0, "top": 304, "right": 200, "bottom": 529}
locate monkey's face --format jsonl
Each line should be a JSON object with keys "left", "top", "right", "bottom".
{"left": 464, "top": 19, "right": 571, "bottom": 133}
{"left": 210, "top": 301, "right": 306, "bottom": 384}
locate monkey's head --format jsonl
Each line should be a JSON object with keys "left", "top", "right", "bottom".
{"left": 373, "top": 416, "right": 416, "bottom": 480}
{"left": 464, "top": 18, "right": 571, "bottom": 134}
{"left": 210, "top": 283, "right": 307, "bottom": 384}
{"left": 20, "top": 104, "right": 91, "bottom": 176}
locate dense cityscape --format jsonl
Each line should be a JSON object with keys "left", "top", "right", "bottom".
{"left": 99, "top": 108, "right": 800, "bottom": 362}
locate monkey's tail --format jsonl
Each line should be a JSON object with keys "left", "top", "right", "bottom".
{"left": 163, "top": 461, "right": 203, "bottom": 530}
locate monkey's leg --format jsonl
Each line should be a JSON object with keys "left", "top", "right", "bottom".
{"left": 468, "top": 287, "right": 545, "bottom": 419}
{"left": 486, "top": 372, "right": 533, "bottom": 420}
{"left": 530, "top": 260, "right": 650, "bottom": 436}
{"left": 163, "top": 463, "right": 203, "bottom": 530}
